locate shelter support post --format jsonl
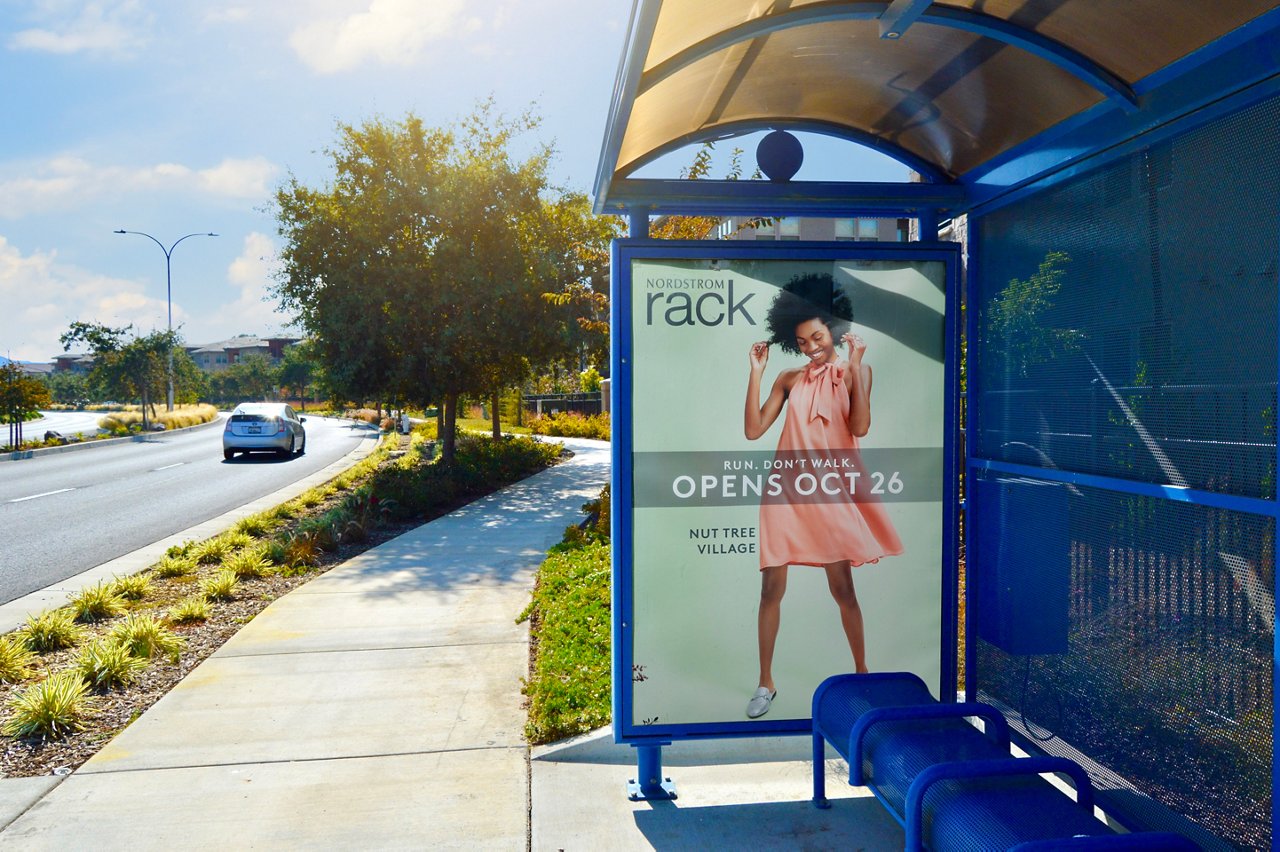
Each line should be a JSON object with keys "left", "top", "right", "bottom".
{"left": 917, "top": 208, "right": 939, "bottom": 241}
{"left": 627, "top": 742, "right": 677, "bottom": 801}
{"left": 629, "top": 208, "right": 650, "bottom": 239}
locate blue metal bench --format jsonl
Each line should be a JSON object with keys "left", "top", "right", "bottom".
{"left": 811, "top": 673, "right": 1200, "bottom": 851}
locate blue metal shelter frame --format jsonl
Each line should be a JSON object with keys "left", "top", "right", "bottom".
{"left": 597, "top": 0, "right": 1280, "bottom": 840}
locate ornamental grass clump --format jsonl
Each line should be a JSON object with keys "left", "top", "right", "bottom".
{"left": 220, "top": 531, "right": 254, "bottom": 552}
{"left": 75, "top": 639, "right": 148, "bottom": 691}
{"left": 108, "top": 614, "right": 184, "bottom": 664}
{"left": 234, "top": 514, "right": 276, "bottom": 538}
{"left": 108, "top": 573, "right": 151, "bottom": 602}
{"left": 3, "top": 671, "right": 97, "bottom": 740}
{"left": 225, "top": 548, "right": 272, "bottom": 579}
{"left": 191, "top": 537, "right": 233, "bottom": 565}
{"left": 69, "top": 582, "right": 127, "bottom": 623}
{"left": 22, "top": 609, "right": 87, "bottom": 653}
{"left": 167, "top": 595, "right": 210, "bottom": 625}
{"left": 154, "top": 555, "right": 196, "bottom": 578}
{"left": 0, "top": 635, "right": 37, "bottom": 683}
{"left": 200, "top": 569, "right": 238, "bottom": 602}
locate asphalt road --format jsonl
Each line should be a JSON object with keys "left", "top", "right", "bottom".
{"left": 0, "top": 415, "right": 374, "bottom": 605}
{"left": 27, "top": 410, "right": 108, "bottom": 438}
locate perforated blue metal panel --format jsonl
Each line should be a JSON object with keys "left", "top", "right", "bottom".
{"left": 970, "top": 92, "right": 1279, "bottom": 850}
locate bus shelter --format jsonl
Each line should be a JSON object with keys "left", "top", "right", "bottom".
{"left": 596, "top": 2, "right": 1280, "bottom": 849}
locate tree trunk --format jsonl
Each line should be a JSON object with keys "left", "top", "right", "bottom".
{"left": 140, "top": 389, "right": 150, "bottom": 431}
{"left": 491, "top": 389, "right": 501, "bottom": 439}
{"left": 436, "top": 403, "right": 444, "bottom": 441}
{"left": 441, "top": 393, "right": 457, "bottom": 464}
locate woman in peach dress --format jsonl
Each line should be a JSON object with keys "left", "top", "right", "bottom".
{"left": 742, "top": 273, "right": 902, "bottom": 719}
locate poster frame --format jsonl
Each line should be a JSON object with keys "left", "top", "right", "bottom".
{"left": 610, "top": 238, "right": 962, "bottom": 744}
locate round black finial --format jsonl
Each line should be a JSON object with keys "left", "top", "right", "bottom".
{"left": 756, "top": 130, "right": 803, "bottom": 182}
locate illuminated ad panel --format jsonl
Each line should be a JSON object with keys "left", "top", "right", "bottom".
{"left": 613, "top": 242, "right": 958, "bottom": 740}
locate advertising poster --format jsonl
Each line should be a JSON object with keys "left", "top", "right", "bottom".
{"left": 617, "top": 245, "right": 953, "bottom": 737}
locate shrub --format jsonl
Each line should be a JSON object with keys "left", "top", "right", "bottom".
{"left": 528, "top": 411, "right": 610, "bottom": 440}
{"left": 201, "top": 569, "right": 238, "bottom": 602}
{"left": 220, "top": 531, "right": 255, "bottom": 552}
{"left": 154, "top": 555, "right": 196, "bottom": 578}
{"left": 191, "top": 537, "right": 233, "bottom": 565}
{"left": 108, "top": 614, "right": 185, "bottom": 663}
{"left": 380, "top": 416, "right": 396, "bottom": 431}
{"left": 165, "top": 541, "right": 194, "bottom": 559}
{"left": 0, "top": 635, "right": 37, "bottom": 683}
{"left": 234, "top": 514, "right": 277, "bottom": 538}
{"left": 22, "top": 609, "right": 87, "bottom": 653}
{"left": 282, "top": 532, "right": 321, "bottom": 570}
{"left": 3, "top": 671, "right": 97, "bottom": 739}
{"left": 225, "top": 548, "right": 272, "bottom": 579}
{"left": 108, "top": 574, "right": 151, "bottom": 602}
{"left": 167, "top": 595, "right": 211, "bottom": 625}
{"left": 519, "top": 541, "right": 612, "bottom": 744}
{"left": 69, "top": 582, "right": 127, "bottom": 623}
{"left": 75, "top": 639, "right": 148, "bottom": 690}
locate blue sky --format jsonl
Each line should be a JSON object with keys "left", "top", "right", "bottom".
{"left": 1, "top": 1, "right": 905, "bottom": 362}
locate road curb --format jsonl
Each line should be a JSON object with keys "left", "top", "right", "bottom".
{"left": 1, "top": 413, "right": 227, "bottom": 463}
{"left": 0, "top": 419, "right": 384, "bottom": 634}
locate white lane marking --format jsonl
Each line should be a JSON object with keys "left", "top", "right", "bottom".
{"left": 10, "top": 488, "right": 75, "bottom": 503}
{"left": 153, "top": 462, "right": 185, "bottom": 471}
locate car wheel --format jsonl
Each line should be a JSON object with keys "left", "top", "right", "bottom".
{"left": 279, "top": 436, "right": 295, "bottom": 458}
{"left": 224, "top": 449, "right": 235, "bottom": 460}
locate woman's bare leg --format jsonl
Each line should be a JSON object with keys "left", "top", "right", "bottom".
{"left": 757, "top": 565, "right": 788, "bottom": 691}
{"left": 823, "top": 561, "right": 868, "bottom": 673}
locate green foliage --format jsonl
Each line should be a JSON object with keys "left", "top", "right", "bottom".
{"left": 108, "top": 573, "right": 151, "bottom": 602}
{"left": 986, "top": 251, "right": 1081, "bottom": 378}
{"left": 166, "top": 541, "right": 194, "bottom": 559}
{"left": 234, "top": 513, "right": 278, "bottom": 538}
{"left": 529, "top": 411, "right": 610, "bottom": 440}
{"left": 75, "top": 639, "right": 148, "bottom": 691}
{"left": 69, "top": 582, "right": 127, "bottom": 623}
{"left": 22, "top": 609, "right": 88, "bottom": 653}
{"left": 58, "top": 323, "right": 192, "bottom": 428}
{"left": 224, "top": 548, "right": 272, "bottom": 579}
{"left": 154, "top": 555, "right": 197, "bottom": 578}
{"left": 167, "top": 595, "right": 211, "bottom": 625}
{"left": 578, "top": 365, "right": 602, "bottom": 394}
{"left": 1, "top": 362, "right": 53, "bottom": 448}
{"left": 519, "top": 541, "right": 612, "bottom": 744}
{"left": 520, "top": 486, "right": 613, "bottom": 744}
{"left": 220, "top": 531, "right": 255, "bottom": 552}
{"left": 191, "top": 537, "right": 233, "bottom": 565}
{"left": 0, "top": 635, "right": 37, "bottom": 683}
{"left": 200, "top": 569, "right": 239, "bottom": 602}
{"left": 108, "top": 614, "right": 185, "bottom": 663}
{"left": 3, "top": 671, "right": 97, "bottom": 740}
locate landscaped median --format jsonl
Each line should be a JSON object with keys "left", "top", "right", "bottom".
{"left": 0, "top": 426, "right": 564, "bottom": 777}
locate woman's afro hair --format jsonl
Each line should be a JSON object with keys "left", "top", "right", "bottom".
{"left": 765, "top": 272, "right": 853, "bottom": 355}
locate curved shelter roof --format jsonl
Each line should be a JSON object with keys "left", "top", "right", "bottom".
{"left": 596, "top": 0, "right": 1280, "bottom": 213}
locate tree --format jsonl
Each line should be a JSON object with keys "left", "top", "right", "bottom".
{"left": 59, "top": 323, "right": 188, "bottom": 430}
{"left": 273, "top": 103, "right": 595, "bottom": 459}
{"left": 45, "top": 370, "right": 89, "bottom": 407}
{"left": 1, "top": 363, "right": 52, "bottom": 448}
{"left": 278, "top": 341, "right": 322, "bottom": 410}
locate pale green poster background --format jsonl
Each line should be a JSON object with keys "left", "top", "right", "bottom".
{"left": 629, "top": 256, "right": 946, "bottom": 728}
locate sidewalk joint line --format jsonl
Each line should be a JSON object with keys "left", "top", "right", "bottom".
{"left": 215, "top": 639, "right": 525, "bottom": 659}
{"left": 75, "top": 745, "right": 526, "bottom": 777}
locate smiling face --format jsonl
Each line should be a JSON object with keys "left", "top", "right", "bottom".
{"left": 794, "top": 318, "right": 837, "bottom": 363}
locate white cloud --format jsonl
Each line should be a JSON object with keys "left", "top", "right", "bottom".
{"left": 289, "top": 0, "right": 482, "bottom": 74}
{"left": 8, "top": 1, "right": 149, "bottom": 58}
{"left": 202, "top": 232, "right": 288, "bottom": 339}
{"left": 0, "top": 156, "right": 279, "bottom": 219}
{"left": 0, "top": 236, "right": 176, "bottom": 362}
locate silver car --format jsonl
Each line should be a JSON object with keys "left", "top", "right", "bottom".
{"left": 222, "top": 403, "right": 307, "bottom": 460}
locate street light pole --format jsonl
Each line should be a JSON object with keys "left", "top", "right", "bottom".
{"left": 114, "top": 229, "right": 218, "bottom": 411}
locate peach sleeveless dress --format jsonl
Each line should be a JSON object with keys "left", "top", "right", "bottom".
{"left": 758, "top": 360, "right": 904, "bottom": 569}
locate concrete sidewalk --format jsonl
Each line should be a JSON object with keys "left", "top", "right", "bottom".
{"left": 0, "top": 436, "right": 903, "bottom": 850}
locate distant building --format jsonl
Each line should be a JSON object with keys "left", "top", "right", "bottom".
{"left": 186, "top": 334, "right": 301, "bottom": 372}
{"left": 714, "top": 215, "right": 910, "bottom": 242}
{"left": 52, "top": 353, "right": 94, "bottom": 373}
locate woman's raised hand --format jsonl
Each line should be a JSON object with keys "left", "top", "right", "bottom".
{"left": 749, "top": 341, "right": 770, "bottom": 371}
{"left": 842, "top": 332, "right": 867, "bottom": 364}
